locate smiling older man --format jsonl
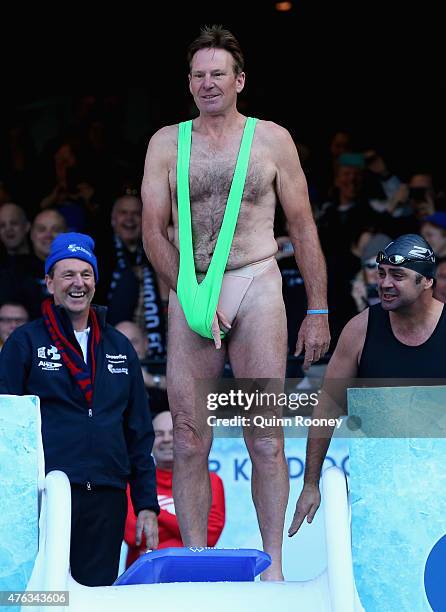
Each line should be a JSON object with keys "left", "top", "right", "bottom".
{"left": 0, "top": 232, "right": 159, "bottom": 586}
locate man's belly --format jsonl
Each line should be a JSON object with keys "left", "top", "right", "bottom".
{"left": 193, "top": 236, "right": 279, "bottom": 273}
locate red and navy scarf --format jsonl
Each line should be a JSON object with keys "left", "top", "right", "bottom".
{"left": 41, "top": 298, "right": 101, "bottom": 406}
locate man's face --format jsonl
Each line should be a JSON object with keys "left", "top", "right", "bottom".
{"left": 363, "top": 257, "right": 379, "bottom": 285}
{"left": 330, "top": 131, "right": 351, "bottom": 158}
{"left": 189, "top": 48, "right": 245, "bottom": 115}
{"left": 46, "top": 259, "right": 95, "bottom": 318}
{"left": 409, "top": 173, "right": 432, "bottom": 190}
{"left": 335, "top": 166, "right": 363, "bottom": 201}
{"left": 0, "top": 304, "right": 29, "bottom": 343}
{"left": 377, "top": 264, "right": 431, "bottom": 310}
{"left": 0, "top": 204, "right": 30, "bottom": 253}
{"left": 31, "top": 211, "right": 66, "bottom": 260}
{"left": 434, "top": 262, "right": 446, "bottom": 303}
{"left": 152, "top": 411, "right": 174, "bottom": 469}
{"left": 421, "top": 223, "right": 446, "bottom": 256}
{"left": 115, "top": 321, "right": 148, "bottom": 360}
{"left": 111, "top": 197, "right": 142, "bottom": 246}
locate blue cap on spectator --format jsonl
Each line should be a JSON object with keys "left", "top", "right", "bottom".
{"left": 338, "top": 153, "right": 365, "bottom": 168}
{"left": 424, "top": 212, "right": 446, "bottom": 230}
{"left": 45, "top": 232, "right": 99, "bottom": 281}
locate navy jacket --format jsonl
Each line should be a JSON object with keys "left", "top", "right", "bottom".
{"left": 0, "top": 304, "right": 159, "bottom": 516}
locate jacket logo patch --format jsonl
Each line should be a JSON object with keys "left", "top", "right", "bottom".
{"left": 107, "top": 363, "right": 128, "bottom": 375}
{"left": 106, "top": 353, "right": 127, "bottom": 364}
{"left": 37, "top": 345, "right": 61, "bottom": 361}
{"left": 38, "top": 360, "right": 63, "bottom": 371}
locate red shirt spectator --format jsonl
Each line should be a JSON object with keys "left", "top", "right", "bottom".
{"left": 124, "top": 410, "right": 225, "bottom": 567}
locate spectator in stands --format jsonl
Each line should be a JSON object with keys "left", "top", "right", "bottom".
{"left": 30, "top": 209, "right": 67, "bottom": 262}
{"left": 95, "top": 195, "right": 167, "bottom": 360}
{"left": 313, "top": 129, "right": 353, "bottom": 204}
{"left": 0, "top": 203, "right": 30, "bottom": 258}
{"left": 330, "top": 130, "right": 352, "bottom": 158}
{"left": 317, "top": 153, "right": 377, "bottom": 252}
{"left": 434, "top": 257, "right": 446, "bottom": 303}
{"left": 38, "top": 138, "right": 81, "bottom": 209}
{"left": 386, "top": 172, "right": 436, "bottom": 234}
{"left": 420, "top": 212, "right": 446, "bottom": 258}
{"left": 317, "top": 154, "right": 382, "bottom": 344}
{"left": 20, "top": 210, "right": 67, "bottom": 318}
{"left": 0, "top": 209, "right": 66, "bottom": 319}
{"left": 124, "top": 410, "right": 225, "bottom": 567}
{"left": 115, "top": 320, "right": 168, "bottom": 414}
{"left": 0, "top": 302, "right": 29, "bottom": 349}
{"left": 362, "top": 149, "right": 401, "bottom": 214}
{"left": 351, "top": 233, "right": 391, "bottom": 312}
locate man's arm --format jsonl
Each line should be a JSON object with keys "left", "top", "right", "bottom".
{"left": 141, "top": 127, "right": 180, "bottom": 292}
{"left": 288, "top": 310, "right": 367, "bottom": 536}
{"left": 273, "top": 125, "right": 330, "bottom": 370}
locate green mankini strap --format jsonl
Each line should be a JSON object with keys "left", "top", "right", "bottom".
{"left": 176, "top": 116, "right": 258, "bottom": 340}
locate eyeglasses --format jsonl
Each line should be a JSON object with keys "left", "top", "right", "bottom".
{"left": 363, "top": 262, "right": 378, "bottom": 270}
{"left": 376, "top": 250, "right": 435, "bottom": 265}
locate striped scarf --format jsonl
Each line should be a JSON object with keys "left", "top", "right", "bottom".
{"left": 41, "top": 298, "right": 100, "bottom": 406}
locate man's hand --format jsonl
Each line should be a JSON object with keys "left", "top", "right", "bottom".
{"left": 295, "top": 315, "right": 330, "bottom": 371}
{"left": 288, "top": 483, "right": 321, "bottom": 537}
{"left": 135, "top": 509, "right": 159, "bottom": 550}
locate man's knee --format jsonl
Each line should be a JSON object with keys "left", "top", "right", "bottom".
{"left": 173, "top": 414, "right": 211, "bottom": 461}
{"left": 246, "top": 433, "right": 285, "bottom": 465}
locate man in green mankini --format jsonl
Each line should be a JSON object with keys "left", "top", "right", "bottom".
{"left": 141, "top": 25, "right": 330, "bottom": 580}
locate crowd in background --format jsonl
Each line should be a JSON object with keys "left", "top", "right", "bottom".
{"left": 1, "top": 92, "right": 446, "bottom": 567}
{"left": 1, "top": 93, "right": 446, "bottom": 367}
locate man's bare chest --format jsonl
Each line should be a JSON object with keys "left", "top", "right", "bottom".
{"left": 171, "top": 145, "right": 275, "bottom": 205}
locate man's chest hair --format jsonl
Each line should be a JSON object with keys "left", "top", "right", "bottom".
{"left": 187, "top": 149, "right": 270, "bottom": 204}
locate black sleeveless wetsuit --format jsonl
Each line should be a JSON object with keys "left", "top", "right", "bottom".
{"left": 358, "top": 303, "right": 446, "bottom": 379}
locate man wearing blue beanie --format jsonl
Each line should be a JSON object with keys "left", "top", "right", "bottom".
{"left": 45, "top": 232, "right": 100, "bottom": 281}
{"left": 0, "top": 231, "right": 160, "bottom": 586}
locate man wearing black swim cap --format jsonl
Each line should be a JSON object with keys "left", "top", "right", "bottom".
{"left": 289, "top": 233, "right": 446, "bottom": 536}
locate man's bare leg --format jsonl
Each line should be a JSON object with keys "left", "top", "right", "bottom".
{"left": 228, "top": 262, "right": 289, "bottom": 580}
{"left": 167, "top": 291, "right": 227, "bottom": 545}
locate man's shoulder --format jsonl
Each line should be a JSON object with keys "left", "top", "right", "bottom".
{"left": 145, "top": 125, "right": 178, "bottom": 165}
{"left": 254, "top": 120, "right": 296, "bottom": 162}
{"left": 342, "top": 309, "right": 369, "bottom": 340}
{"left": 337, "top": 309, "right": 369, "bottom": 361}
{"left": 255, "top": 119, "right": 291, "bottom": 143}
{"left": 149, "top": 124, "right": 179, "bottom": 146}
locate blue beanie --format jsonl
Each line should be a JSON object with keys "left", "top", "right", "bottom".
{"left": 45, "top": 232, "right": 99, "bottom": 281}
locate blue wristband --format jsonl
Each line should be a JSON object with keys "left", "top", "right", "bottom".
{"left": 307, "top": 309, "right": 329, "bottom": 315}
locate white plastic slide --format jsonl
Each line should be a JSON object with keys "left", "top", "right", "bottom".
{"left": 24, "top": 466, "right": 364, "bottom": 612}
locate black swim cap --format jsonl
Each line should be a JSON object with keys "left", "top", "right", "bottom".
{"left": 376, "top": 234, "right": 436, "bottom": 278}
